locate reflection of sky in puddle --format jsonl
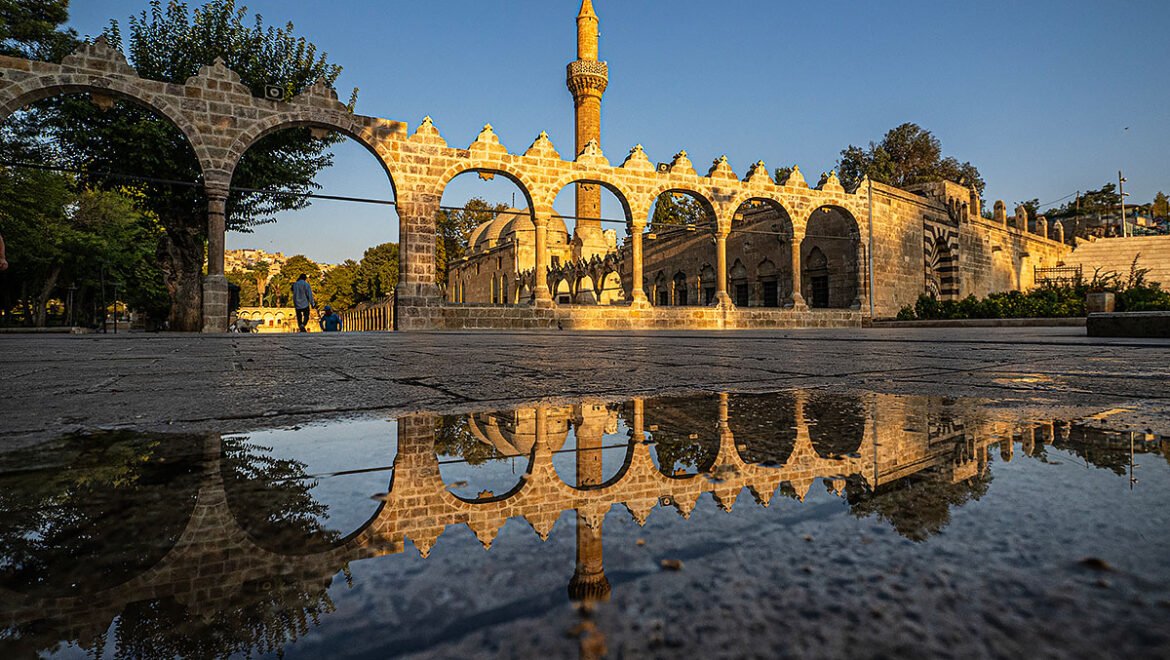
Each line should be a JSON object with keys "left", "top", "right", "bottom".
{"left": 224, "top": 418, "right": 396, "bottom": 537}
{"left": 3, "top": 392, "right": 1169, "bottom": 658}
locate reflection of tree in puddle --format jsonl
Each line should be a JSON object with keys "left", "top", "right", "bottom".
{"left": 643, "top": 396, "right": 721, "bottom": 476}
{"left": 0, "top": 432, "right": 202, "bottom": 596}
{"left": 107, "top": 576, "right": 336, "bottom": 659}
{"left": 806, "top": 390, "right": 866, "bottom": 458}
{"left": 846, "top": 470, "right": 993, "bottom": 542}
{"left": 730, "top": 392, "right": 798, "bottom": 465}
{"left": 222, "top": 435, "right": 343, "bottom": 554}
{"left": 1053, "top": 423, "right": 1168, "bottom": 476}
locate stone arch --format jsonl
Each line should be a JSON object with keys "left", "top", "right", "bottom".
{"left": 223, "top": 113, "right": 400, "bottom": 199}
{"left": 646, "top": 185, "right": 718, "bottom": 227}
{"left": 0, "top": 76, "right": 215, "bottom": 179}
{"left": 546, "top": 172, "right": 636, "bottom": 223}
{"left": 802, "top": 205, "right": 861, "bottom": 309}
{"left": 729, "top": 196, "right": 796, "bottom": 306}
{"left": 435, "top": 160, "right": 540, "bottom": 213}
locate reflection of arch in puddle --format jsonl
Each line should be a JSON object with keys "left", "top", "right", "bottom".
{"left": 806, "top": 391, "right": 866, "bottom": 458}
{"left": 221, "top": 420, "right": 396, "bottom": 556}
{"left": 552, "top": 402, "right": 636, "bottom": 489}
{"left": 643, "top": 395, "right": 721, "bottom": 477}
{"left": 441, "top": 409, "right": 562, "bottom": 501}
{"left": 0, "top": 432, "right": 204, "bottom": 597}
{"left": 729, "top": 392, "right": 799, "bottom": 466}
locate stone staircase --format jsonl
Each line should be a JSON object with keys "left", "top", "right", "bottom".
{"left": 1065, "top": 236, "right": 1170, "bottom": 287}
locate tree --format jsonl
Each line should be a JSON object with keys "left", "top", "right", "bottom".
{"left": 226, "top": 268, "right": 258, "bottom": 306}
{"left": 21, "top": 0, "right": 351, "bottom": 330}
{"left": 773, "top": 166, "right": 793, "bottom": 185}
{"left": 651, "top": 192, "right": 709, "bottom": 229}
{"left": 1153, "top": 192, "right": 1168, "bottom": 220}
{"left": 319, "top": 259, "right": 359, "bottom": 310}
{"left": 267, "top": 255, "right": 320, "bottom": 307}
{"left": 247, "top": 260, "right": 271, "bottom": 305}
{"left": 435, "top": 197, "right": 507, "bottom": 283}
{"left": 837, "top": 123, "right": 985, "bottom": 199}
{"left": 0, "top": 0, "right": 78, "bottom": 60}
{"left": 355, "top": 242, "right": 398, "bottom": 302}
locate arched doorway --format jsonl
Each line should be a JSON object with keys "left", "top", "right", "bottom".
{"left": 227, "top": 122, "right": 399, "bottom": 331}
{"left": 729, "top": 198, "right": 795, "bottom": 307}
{"left": 438, "top": 170, "right": 538, "bottom": 306}
{"left": 642, "top": 190, "right": 716, "bottom": 307}
{"left": 551, "top": 178, "right": 632, "bottom": 305}
{"left": 802, "top": 206, "right": 861, "bottom": 309}
{"left": 926, "top": 235, "right": 959, "bottom": 301}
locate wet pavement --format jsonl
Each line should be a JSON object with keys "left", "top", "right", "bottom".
{"left": 1, "top": 388, "right": 1169, "bottom": 658}
{"left": 1, "top": 328, "right": 1169, "bottom": 657}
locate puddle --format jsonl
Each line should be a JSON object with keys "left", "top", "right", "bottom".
{"left": 1, "top": 390, "right": 1168, "bottom": 657}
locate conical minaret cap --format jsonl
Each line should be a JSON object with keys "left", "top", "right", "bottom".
{"left": 578, "top": 0, "right": 598, "bottom": 20}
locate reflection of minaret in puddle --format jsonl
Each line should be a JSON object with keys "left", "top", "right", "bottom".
{"left": 567, "top": 401, "right": 611, "bottom": 603}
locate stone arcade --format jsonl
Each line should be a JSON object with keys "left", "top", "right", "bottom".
{"left": 0, "top": 1, "right": 1069, "bottom": 332}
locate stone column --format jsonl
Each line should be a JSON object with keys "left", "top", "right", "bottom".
{"left": 629, "top": 221, "right": 649, "bottom": 307}
{"left": 631, "top": 398, "right": 645, "bottom": 442}
{"left": 532, "top": 213, "right": 554, "bottom": 306}
{"left": 714, "top": 228, "right": 733, "bottom": 307}
{"left": 854, "top": 238, "right": 867, "bottom": 311}
{"left": 1054, "top": 221, "right": 1065, "bottom": 244}
{"left": 395, "top": 197, "right": 442, "bottom": 308}
{"left": 202, "top": 184, "right": 229, "bottom": 333}
{"left": 790, "top": 225, "right": 808, "bottom": 310}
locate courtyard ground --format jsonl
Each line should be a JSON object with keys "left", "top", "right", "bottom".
{"left": 2, "top": 326, "right": 1168, "bottom": 445}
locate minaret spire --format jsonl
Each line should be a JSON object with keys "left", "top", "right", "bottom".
{"left": 577, "top": 0, "right": 599, "bottom": 61}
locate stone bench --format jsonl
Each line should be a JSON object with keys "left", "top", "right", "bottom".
{"left": 1086, "top": 312, "right": 1170, "bottom": 338}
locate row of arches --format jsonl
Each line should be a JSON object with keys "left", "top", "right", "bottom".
{"left": 0, "top": 62, "right": 872, "bottom": 328}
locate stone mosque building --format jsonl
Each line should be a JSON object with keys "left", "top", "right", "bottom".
{"left": 448, "top": 1, "right": 1069, "bottom": 315}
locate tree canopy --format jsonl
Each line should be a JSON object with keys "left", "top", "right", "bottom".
{"left": 4, "top": 0, "right": 353, "bottom": 330}
{"left": 837, "top": 123, "right": 985, "bottom": 199}
{"left": 651, "top": 192, "right": 710, "bottom": 229}
{"left": 0, "top": 0, "right": 77, "bottom": 60}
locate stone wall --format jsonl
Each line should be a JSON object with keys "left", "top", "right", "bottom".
{"left": 1064, "top": 235, "right": 1170, "bottom": 287}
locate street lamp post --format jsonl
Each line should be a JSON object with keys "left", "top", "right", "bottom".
{"left": 1119, "top": 171, "right": 1129, "bottom": 238}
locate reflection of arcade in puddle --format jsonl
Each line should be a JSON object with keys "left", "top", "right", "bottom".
{"left": 2, "top": 393, "right": 1165, "bottom": 657}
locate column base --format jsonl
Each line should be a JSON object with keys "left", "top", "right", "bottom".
{"left": 790, "top": 293, "right": 809, "bottom": 311}
{"left": 201, "top": 274, "right": 229, "bottom": 333}
{"left": 712, "top": 292, "right": 735, "bottom": 309}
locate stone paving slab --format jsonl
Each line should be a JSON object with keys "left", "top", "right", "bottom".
{"left": 1, "top": 327, "right": 1168, "bottom": 445}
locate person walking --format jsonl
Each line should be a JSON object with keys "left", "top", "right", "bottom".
{"left": 319, "top": 305, "right": 343, "bottom": 332}
{"left": 291, "top": 273, "right": 315, "bottom": 333}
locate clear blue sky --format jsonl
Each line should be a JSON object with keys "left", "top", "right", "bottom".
{"left": 66, "top": 1, "right": 1170, "bottom": 264}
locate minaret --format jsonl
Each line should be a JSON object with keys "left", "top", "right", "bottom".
{"left": 567, "top": 0, "right": 610, "bottom": 267}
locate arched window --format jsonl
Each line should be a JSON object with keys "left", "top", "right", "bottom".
{"left": 672, "top": 272, "right": 689, "bottom": 307}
